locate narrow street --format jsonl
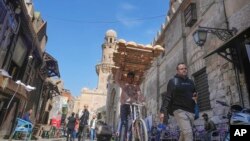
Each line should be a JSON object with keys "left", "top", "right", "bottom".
{"left": 1, "top": 0, "right": 250, "bottom": 141}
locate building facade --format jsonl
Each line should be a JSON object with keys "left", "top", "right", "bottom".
{"left": 0, "top": 0, "right": 61, "bottom": 138}
{"left": 144, "top": 0, "right": 250, "bottom": 127}
{"left": 105, "top": 0, "right": 250, "bottom": 132}
{"left": 74, "top": 30, "right": 116, "bottom": 119}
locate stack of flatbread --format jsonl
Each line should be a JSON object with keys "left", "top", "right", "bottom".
{"left": 112, "top": 39, "right": 164, "bottom": 84}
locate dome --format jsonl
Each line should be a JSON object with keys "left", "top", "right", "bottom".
{"left": 105, "top": 29, "right": 117, "bottom": 37}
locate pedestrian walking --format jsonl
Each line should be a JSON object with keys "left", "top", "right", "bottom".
{"left": 90, "top": 114, "right": 97, "bottom": 141}
{"left": 67, "top": 112, "right": 76, "bottom": 141}
{"left": 78, "top": 104, "right": 90, "bottom": 141}
{"left": 74, "top": 113, "right": 80, "bottom": 139}
{"left": 202, "top": 113, "right": 216, "bottom": 141}
{"left": 160, "top": 62, "right": 198, "bottom": 141}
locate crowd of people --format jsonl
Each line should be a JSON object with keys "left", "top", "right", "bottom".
{"left": 65, "top": 104, "right": 96, "bottom": 141}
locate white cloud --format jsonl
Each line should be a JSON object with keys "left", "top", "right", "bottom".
{"left": 120, "top": 3, "right": 136, "bottom": 11}
{"left": 116, "top": 13, "right": 142, "bottom": 27}
{"left": 145, "top": 29, "right": 155, "bottom": 36}
{"left": 116, "top": 3, "right": 142, "bottom": 27}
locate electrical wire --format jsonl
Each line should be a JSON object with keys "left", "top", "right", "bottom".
{"left": 44, "top": 14, "right": 166, "bottom": 24}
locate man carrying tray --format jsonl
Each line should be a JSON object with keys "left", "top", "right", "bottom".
{"left": 115, "top": 70, "right": 145, "bottom": 141}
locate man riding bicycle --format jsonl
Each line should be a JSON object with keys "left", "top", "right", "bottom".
{"left": 115, "top": 70, "right": 145, "bottom": 141}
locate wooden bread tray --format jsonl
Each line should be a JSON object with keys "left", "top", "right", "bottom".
{"left": 112, "top": 39, "right": 164, "bottom": 84}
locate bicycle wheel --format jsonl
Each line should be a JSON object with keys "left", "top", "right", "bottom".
{"left": 132, "top": 119, "right": 148, "bottom": 141}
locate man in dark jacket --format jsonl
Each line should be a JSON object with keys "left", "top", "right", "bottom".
{"left": 67, "top": 112, "right": 76, "bottom": 141}
{"left": 160, "top": 63, "right": 197, "bottom": 141}
{"left": 78, "top": 105, "right": 90, "bottom": 141}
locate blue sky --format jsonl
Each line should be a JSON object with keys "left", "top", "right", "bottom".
{"left": 33, "top": 0, "right": 169, "bottom": 96}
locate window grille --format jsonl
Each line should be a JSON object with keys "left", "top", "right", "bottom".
{"left": 184, "top": 3, "right": 197, "bottom": 27}
{"left": 193, "top": 68, "right": 211, "bottom": 111}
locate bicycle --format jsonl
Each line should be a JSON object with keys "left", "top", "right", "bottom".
{"left": 119, "top": 102, "right": 148, "bottom": 141}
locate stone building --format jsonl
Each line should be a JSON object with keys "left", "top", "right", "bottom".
{"left": 105, "top": 0, "right": 250, "bottom": 132}
{"left": 74, "top": 30, "right": 116, "bottom": 119}
{"left": 144, "top": 0, "right": 250, "bottom": 127}
{"left": 0, "top": 0, "right": 61, "bottom": 138}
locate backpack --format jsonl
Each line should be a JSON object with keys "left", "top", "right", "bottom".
{"left": 166, "top": 77, "right": 178, "bottom": 116}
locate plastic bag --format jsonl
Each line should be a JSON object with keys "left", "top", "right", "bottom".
{"left": 194, "top": 103, "right": 199, "bottom": 120}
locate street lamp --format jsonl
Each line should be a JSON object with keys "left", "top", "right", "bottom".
{"left": 193, "top": 28, "right": 207, "bottom": 47}
{"left": 193, "top": 26, "right": 237, "bottom": 47}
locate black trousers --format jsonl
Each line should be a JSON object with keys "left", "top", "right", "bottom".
{"left": 119, "top": 104, "right": 131, "bottom": 141}
{"left": 78, "top": 125, "right": 87, "bottom": 141}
